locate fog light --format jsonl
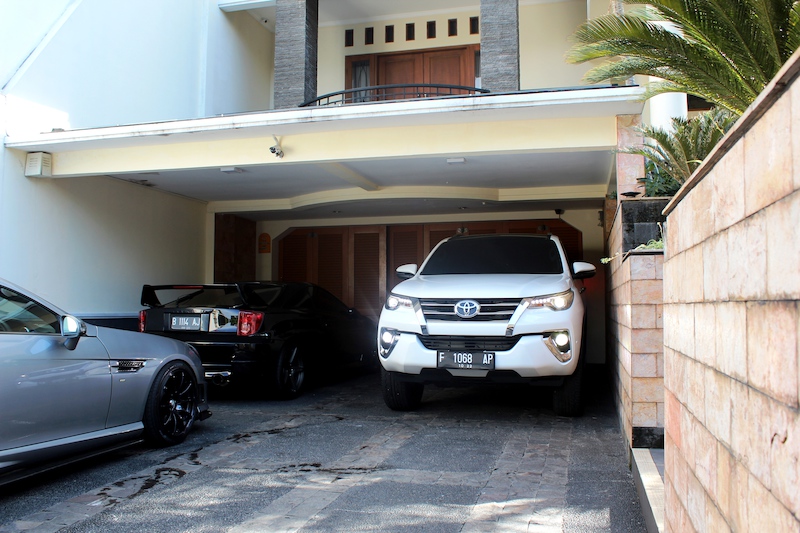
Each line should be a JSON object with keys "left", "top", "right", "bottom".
{"left": 379, "top": 328, "right": 399, "bottom": 358}
{"left": 553, "top": 332, "right": 570, "bottom": 348}
{"left": 544, "top": 331, "right": 572, "bottom": 362}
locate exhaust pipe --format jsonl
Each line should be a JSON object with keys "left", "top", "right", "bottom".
{"left": 206, "top": 371, "right": 232, "bottom": 387}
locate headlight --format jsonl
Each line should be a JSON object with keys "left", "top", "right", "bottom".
{"left": 523, "top": 289, "right": 574, "bottom": 311}
{"left": 385, "top": 293, "right": 414, "bottom": 311}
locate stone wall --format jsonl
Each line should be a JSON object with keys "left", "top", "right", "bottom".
{"left": 661, "top": 52, "right": 800, "bottom": 531}
{"left": 606, "top": 198, "right": 666, "bottom": 449}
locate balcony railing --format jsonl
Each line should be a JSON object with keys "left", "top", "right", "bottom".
{"left": 300, "top": 84, "right": 490, "bottom": 107}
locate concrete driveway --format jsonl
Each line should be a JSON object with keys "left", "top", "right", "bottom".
{"left": 0, "top": 366, "right": 646, "bottom": 532}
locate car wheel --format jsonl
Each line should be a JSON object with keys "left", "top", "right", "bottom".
{"left": 143, "top": 361, "right": 198, "bottom": 446}
{"left": 552, "top": 362, "right": 583, "bottom": 417}
{"left": 273, "top": 342, "right": 306, "bottom": 399}
{"left": 381, "top": 367, "right": 424, "bottom": 411}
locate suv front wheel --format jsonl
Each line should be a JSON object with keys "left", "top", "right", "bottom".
{"left": 381, "top": 368, "right": 424, "bottom": 411}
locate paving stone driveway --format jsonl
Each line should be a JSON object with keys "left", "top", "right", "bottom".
{"left": 0, "top": 367, "right": 646, "bottom": 532}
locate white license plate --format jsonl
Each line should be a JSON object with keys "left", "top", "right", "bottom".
{"left": 437, "top": 351, "right": 495, "bottom": 370}
{"left": 170, "top": 315, "right": 202, "bottom": 331}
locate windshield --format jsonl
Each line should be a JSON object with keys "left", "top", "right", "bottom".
{"left": 420, "top": 236, "right": 564, "bottom": 275}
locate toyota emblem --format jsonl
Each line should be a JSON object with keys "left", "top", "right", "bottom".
{"left": 454, "top": 300, "right": 480, "bottom": 319}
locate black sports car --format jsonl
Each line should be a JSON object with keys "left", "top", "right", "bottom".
{"left": 139, "top": 282, "right": 377, "bottom": 398}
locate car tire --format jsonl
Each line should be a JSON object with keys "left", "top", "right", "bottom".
{"left": 273, "top": 342, "right": 307, "bottom": 399}
{"left": 143, "top": 361, "right": 198, "bottom": 446}
{"left": 552, "top": 362, "right": 583, "bottom": 417}
{"left": 381, "top": 367, "right": 424, "bottom": 411}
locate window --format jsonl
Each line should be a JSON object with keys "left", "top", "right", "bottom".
{"left": 365, "top": 27, "right": 374, "bottom": 45}
{"left": 0, "top": 287, "right": 59, "bottom": 333}
{"left": 427, "top": 21, "right": 436, "bottom": 39}
{"left": 470, "top": 16, "right": 479, "bottom": 35}
{"left": 351, "top": 60, "right": 371, "bottom": 102}
{"left": 406, "top": 23, "right": 415, "bottom": 41}
{"left": 345, "top": 29, "right": 354, "bottom": 47}
{"left": 385, "top": 25, "right": 394, "bottom": 43}
{"left": 448, "top": 19, "right": 458, "bottom": 37}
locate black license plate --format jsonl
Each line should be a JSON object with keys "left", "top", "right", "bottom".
{"left": 169, "top": 314, "right": 202, "bottom": 331}
{"left": 437, "top": 351, "right": 495, "bottom": 370}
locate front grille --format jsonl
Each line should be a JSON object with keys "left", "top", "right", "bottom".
{"left": 419, "top": 298, "right": 520, "bottom": 321}
{"left": 419, "top": 335, "right": 521, "bottom": 351}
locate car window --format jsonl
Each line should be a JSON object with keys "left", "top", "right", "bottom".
{"left": 420, "top": 236, "right": 564, "bottom": 275}
{"left": 156, "top": 287, "right": 244, "bottom": 308}
{"left": 312, "top": 287, "right": 350, "bottom": 313}
{"left": 0, "top": 287, "right": 60, "bottom": 333}
{"left": 244, "top": 284, "right": 286, "bottom": 307}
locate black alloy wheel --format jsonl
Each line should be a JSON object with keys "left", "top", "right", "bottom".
{"left": 144, "top": 361, "right": 198, "bottom": 446}
{"left": 274, "top": 343, "right": 306, "bottom": 399}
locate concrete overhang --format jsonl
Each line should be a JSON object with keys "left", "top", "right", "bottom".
{"left": 5, "top": 86, "right": 646, "bottom": 220}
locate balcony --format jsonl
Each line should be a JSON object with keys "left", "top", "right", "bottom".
{"left": 300, "top": 84, "right": 490, "bottom": 107}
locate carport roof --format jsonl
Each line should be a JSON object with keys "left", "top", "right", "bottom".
{"left": 5, "top": 86, "right": 646, "bottom": 220}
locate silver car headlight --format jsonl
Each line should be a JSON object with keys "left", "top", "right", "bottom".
{"left": 522, "top": 289, "right": 574, "bottom": 311}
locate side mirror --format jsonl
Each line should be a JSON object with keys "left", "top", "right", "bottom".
{"left": 396, "top": 264, "right": 418, "bottom": 280}
{"left": 61, "top": 315, "right": 85, "bottom": 350}
{"left": 572, "top": 262, "right": 596, "bottom": 280}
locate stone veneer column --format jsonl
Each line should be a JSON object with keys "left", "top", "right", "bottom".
{"left": 616, "top": 114, "right": 645, "bottom": 198}
{"left": 479, "top": 0, "right": 520, "bottom": 92}
{"left": 274, "top": 0, "right": 319, "bottom": 109}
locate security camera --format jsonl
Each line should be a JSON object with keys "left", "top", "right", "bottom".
{"left": 270, "top": 145, "right": 284, "bottom": 159}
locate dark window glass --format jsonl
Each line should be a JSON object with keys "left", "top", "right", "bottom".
{"left": 427, "top": 21, "right": 436, "bottom": 39}
{"left": 421, "top": 236, "right": 564, "bottom": 275}
{"left": 345, "top": 29, "right": 354, "bottom": 47}
{"left": 470, "top": 16, "right": 479, "bottom": 35}
{"left": 406, "top": 23, "right": 415, "bottom": 41}
{"left": 365, "top": 27, "right": 374, "bottom": 45}
{"left": 0, "top": 287, "right": 59, "bottom": 333}
{"left": 385, "top": 25, "right": 394, "bottom": 43}
{"left": 448, "top": 18, "right": 458, "bottom": 36}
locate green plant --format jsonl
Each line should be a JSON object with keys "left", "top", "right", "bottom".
{"left": 566, "top": 0, "right": 800, "bottom": 116}
{"left": 626, "top": 108, "right": 738, "bottom": 195}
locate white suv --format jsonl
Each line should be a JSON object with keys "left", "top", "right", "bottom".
{"left": 378, "top": 234, "right": 596, "bottom": 415}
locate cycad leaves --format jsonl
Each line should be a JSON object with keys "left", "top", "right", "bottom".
{"left": 567, "top": 0, "right": 800, "bottom": 115}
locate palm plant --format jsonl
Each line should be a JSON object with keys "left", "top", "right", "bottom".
{"left": 628, "top": 107, "right": 738, "bottom": 193}
{"left": 567, "top": 0, "right": 800, "bottom": 115}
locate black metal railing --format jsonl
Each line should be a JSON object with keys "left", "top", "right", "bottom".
{"left": 300, "top": 84, "right": 490, "bottom": 107}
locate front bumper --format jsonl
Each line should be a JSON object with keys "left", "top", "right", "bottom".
{"left": 378, "top": 332, "right": 579, "bottom": 378}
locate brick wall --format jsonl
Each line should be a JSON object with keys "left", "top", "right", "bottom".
{"left": 606, "top": 200, "right": 665, "bottom": 449}
{"left": 662, "top": 52, "right": 800, "bottom": 531}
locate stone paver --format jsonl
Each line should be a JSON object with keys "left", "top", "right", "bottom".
{"left": 0, "top": 369, "right": 646, "bottom": 532}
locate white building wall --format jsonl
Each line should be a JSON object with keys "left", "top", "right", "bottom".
{"left": 0, "top": 1, "right": 235, "bottom": 313}
{"left": 203, "top": 6, "right": 274, "bottom": 116}
{"left": 0, "top": 148, "right": 207, "bottom": 315}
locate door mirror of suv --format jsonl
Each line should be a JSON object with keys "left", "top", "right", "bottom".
{"left": 395, "top": 264, "right": 418, "bottom": 280}
{"left": 572, "top": 262, "right": 596, "bottom": 280}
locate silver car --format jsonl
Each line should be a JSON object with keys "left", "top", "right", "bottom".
{"left": 0, "top": 278, "right": 211, "bottom": 486}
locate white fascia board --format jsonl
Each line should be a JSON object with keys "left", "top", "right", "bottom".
{"left": 218, "top": 0, "right": 275, "bottom": 13}
{"left": 4, "top": 86, "right": 646, "bottom": 153}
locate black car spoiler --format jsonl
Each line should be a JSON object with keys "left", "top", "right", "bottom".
{"left": 141, "top": 284, "right": 231, "bottom": 308}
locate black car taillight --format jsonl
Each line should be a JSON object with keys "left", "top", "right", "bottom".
{"left": 138, "top": 310, "right": 146, "bottom": 332}
{"left": 237, "top": 311, "right": 264, "bottom": 336}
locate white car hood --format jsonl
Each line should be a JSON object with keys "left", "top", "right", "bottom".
{"left": 393, "top": 273, "right": 572, "bottom": 299}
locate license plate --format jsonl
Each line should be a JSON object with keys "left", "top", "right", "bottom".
{"left": 170, "top": 315, "right": 202, "bottom": 331}
{"left": 437, "top": 351, "right": 495, "bottom": 370}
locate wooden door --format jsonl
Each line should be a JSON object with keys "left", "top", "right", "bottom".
{"left": 424, "top": 48, "right": 467, "bottom": 86}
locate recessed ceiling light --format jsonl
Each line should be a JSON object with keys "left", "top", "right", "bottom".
{"left": 446, "top": 157, "right": 466, "bottom": 164}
